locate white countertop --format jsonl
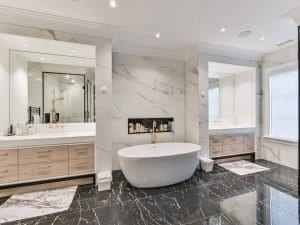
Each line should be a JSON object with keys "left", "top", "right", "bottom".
{"left": 209, "top": 126, "right": 256, "bottom": 134}
{"left": 0, "top": 131, "right": 96, "bottom": 149}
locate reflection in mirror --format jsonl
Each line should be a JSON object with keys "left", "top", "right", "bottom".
{"left": 208, "top": 62, "right": 256, "bottom": 129}
{"left": 10, "top": 50, "right": 95, "bottom": 124}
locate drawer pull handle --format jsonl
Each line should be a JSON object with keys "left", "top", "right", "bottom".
{"left": 0, "top": 153, "right": 8, "bottom": 159}
{"left": 38, "top": 150, "right": 51, "bottom": 158}
{"left": 76, "top": 150, "right": 88, "bottom": 154}
{"left": 75, "top": 147, "right": 87, "bottom": 151}
{"left": 0, "top": 170, "right": 8, "bottom": 174}
{"left": 38, "top": 165, "right": 52, "bottom": 170}
{"left": 74, "top": 162, "right": 88, "bottom": 168}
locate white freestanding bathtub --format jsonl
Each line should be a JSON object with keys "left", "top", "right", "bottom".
{"left": 118, "top": 143, "right": 201, "bottom": 188}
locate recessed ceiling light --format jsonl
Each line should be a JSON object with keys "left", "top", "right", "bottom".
{"left": 78, "top": 61, "right": 82, "bottom": 64}
{"left": 40, "top": 57, "right": 45, "bottom": 61}
{"left": 155, "top": 33, "right": 160, "bottom": 38}
{"left": 37, "top": 78, "right": 42, "bottom": 81}
{"left": 220, "top": 27, "right": 226, "bottom": 32}
{"left": 109, "top": 0, "right": 117, "bottom": 8}
{"left": 71, "top": 79, "right": 75, "bottom": 83}
{"left": 23, "top": 43, "right": 30, "bottom": 47}
{"left": 71, "top": 50, "right": 76, "bottom": 53}
{"left": 260, "top": 37, "right": 265, "bottom": 41}
{"left": 65, "top": 75, "right": 70, "bottom": 79}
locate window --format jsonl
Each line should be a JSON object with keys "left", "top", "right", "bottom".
{"left": 209, "top": 87, "right": 219, "bottom": 121}
{"left": 269, "top": 69, "right": 298, "bottom": 140}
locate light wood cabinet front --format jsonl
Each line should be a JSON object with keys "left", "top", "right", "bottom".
{"left": 0, "top": 150, "right": 18, "bottom": 167}
{"left": 19, "top": 161, "right": 68, "bottom": 181}
{"left": 209, "top": 133, "right": 254, "bottom": 158}
{"left": 0, "top": 143, "right": 95, "bottom": 185}
{"left": 69, "top": 158, "right": 94, "bottom": 175}
{"left": 19, "top": 146, "right": 68, "bottom": 165}
{"left": 69, "top": 144, "right": 94, "bottom": 160}
{"left": 0, "top": 166, "right": 18, "bottom": 183}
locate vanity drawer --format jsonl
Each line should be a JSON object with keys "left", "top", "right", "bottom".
{"left": 69, "top": 144, "right": 94, "bottom": 160}
{"left": 19, "top": 146, "right": 68, "bottom": 165}
{"left": 19, "top": 161, "right": 68, "bottom": 181}
{"left": 209, "top": 135, "right": 223, "bottom": 145}
{"left": 223, "top": 135, "right": 243, "bottom": 145}
{"left": 243, "top": 133, "right": 255, "bottom": 145}
{"left": 210, "top": 145, "right": 223, "bottom": 157}
{"left": 243, "top": 142, "right": 255, "bottom": 153}
{"left": 0, "top": 166, "right": 18, "bottom": 183}
{"left": 0, "top": 150, "right": 18, "bottom": 166}
{"left": 69, "top": 158, "right": 94, "bottom": 175}
{"left": 223, "top": 144, "right": 243, "bottom": 156}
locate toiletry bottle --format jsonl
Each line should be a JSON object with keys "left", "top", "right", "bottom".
{"left": 15, "top": 120, "right": 22, "bottom": 135}
{"left": 161, "top": 123, "right": 163, "bottom": 132}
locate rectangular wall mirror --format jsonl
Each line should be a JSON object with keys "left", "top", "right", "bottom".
{"left": 7, "top": 34, "right": 96, "bottom": 124}
{"left": 208, "top": 62, "right": 256, "bottom": 129}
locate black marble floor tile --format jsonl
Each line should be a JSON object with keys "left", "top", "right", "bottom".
{"left": 2, "top": 160, "right": 299, "bottom": 225}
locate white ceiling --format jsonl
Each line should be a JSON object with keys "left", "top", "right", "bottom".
{"left": 0, "top": 0, "right": 299, "bottom": 57}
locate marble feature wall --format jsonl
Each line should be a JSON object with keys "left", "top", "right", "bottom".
{"left": 185, "top": 55, "right": 200, "bottom": 144}
{"left": 260, "top": 139, "right": 298, "bottom": 169}
{"left": 198, "top": 54, "right": 209, "bottom": 157}
{"left": 112, "top": 52, "right": 185, "bottom": 170}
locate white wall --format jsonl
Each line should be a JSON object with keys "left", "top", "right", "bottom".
{"left": 112, "top": 52, "right": 185, "bottom": 170}
{"left": 10, "top": 52, "right": 28, "bottom": 125}
{"left": 235, "top": 71, "right": 256, "bottom": 126}
{"left": 260, "top": 44, "right": 298, "bottom": 169}
{"left": 0, "top": 47, "right": 9, "bottom": 135}
{"left": 219, "top": 75, "right": 235, "bottom": 124}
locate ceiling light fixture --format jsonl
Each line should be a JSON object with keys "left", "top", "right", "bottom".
{"left": 78, "top": 61, "right": 82, "bottom": 64}
{"left": 71, "top": 50, "right": 76, "bottom": 53}
{"left": 23, "top": 43, "right": 30, "bottom": 47}
{"left": 66, "top": 75, "right": 70, "bottom": 79}
{"left": 260, "top": 37, "right": 265, "bottom": 41}
{"left": 40, "top": 57, "right": 45, "bottom": 61}
{"left": 220, "top": 27, "right": 226, "bottom": 32}
{"left": 155, "top": 33, "right": 160, "bottom": 38}
{"left": 109, "top": 0, "right": 117, "bottom": 8}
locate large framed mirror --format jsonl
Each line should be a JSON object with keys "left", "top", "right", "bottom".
{"left": 7, "top": 35, "right": 96, "bottom": 125}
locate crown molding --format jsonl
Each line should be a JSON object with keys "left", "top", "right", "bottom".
{"left": 195, "top": 41, "right": 264, "bottom": 61}
{"left": 0, "top": 5, "right": 118, "bottom": 39}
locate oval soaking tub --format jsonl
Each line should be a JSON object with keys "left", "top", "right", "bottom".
{"left": 118, "top": 143, "right": 201, "bottom": 188}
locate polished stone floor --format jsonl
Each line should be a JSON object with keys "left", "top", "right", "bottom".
{"left": 1, "top": 159, "right": 299, "bottom": 225}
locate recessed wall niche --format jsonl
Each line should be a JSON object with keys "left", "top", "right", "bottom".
{"left": 128, "top": 118, "right": 174, "bottom": 134}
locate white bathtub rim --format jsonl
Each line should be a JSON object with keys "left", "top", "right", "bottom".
{"left": 118, "top": 142, "right": 201, "bottom": 159}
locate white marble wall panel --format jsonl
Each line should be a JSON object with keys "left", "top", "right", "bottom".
{"left": 185, "top": 55, "right": 200, "bottom": 144}
{"left": 112, "top": 52, "right": 185, "bottom": 170}
{"left": 95, "top": 39, "right": 113, "bottom": 173}
{"left": 260, "top": 138, "right": 298, "bottom": 169}
{"left": 198, "top": 54, "right": 209, "bottom": 157}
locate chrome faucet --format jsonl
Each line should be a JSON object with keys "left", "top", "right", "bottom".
{"left": 151, "top": 120, "right": 157, "bottom": 144}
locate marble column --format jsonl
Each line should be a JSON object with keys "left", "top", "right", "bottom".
{"left": 94, "top": 39, "right": 113, "bottom": 189}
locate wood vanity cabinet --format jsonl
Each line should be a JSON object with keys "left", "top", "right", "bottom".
{"left": 209, "top": 133, "right": 254, "bottom": 158}
{"left": 0, "top": 143, "right": 95, "bottom": 185}
{"left": 0, "top": 150, "right": 18, "bottom": 183}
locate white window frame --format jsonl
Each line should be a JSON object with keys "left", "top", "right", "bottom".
{"left": 262, "top": 60, "right": 298, "bottom": 142}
